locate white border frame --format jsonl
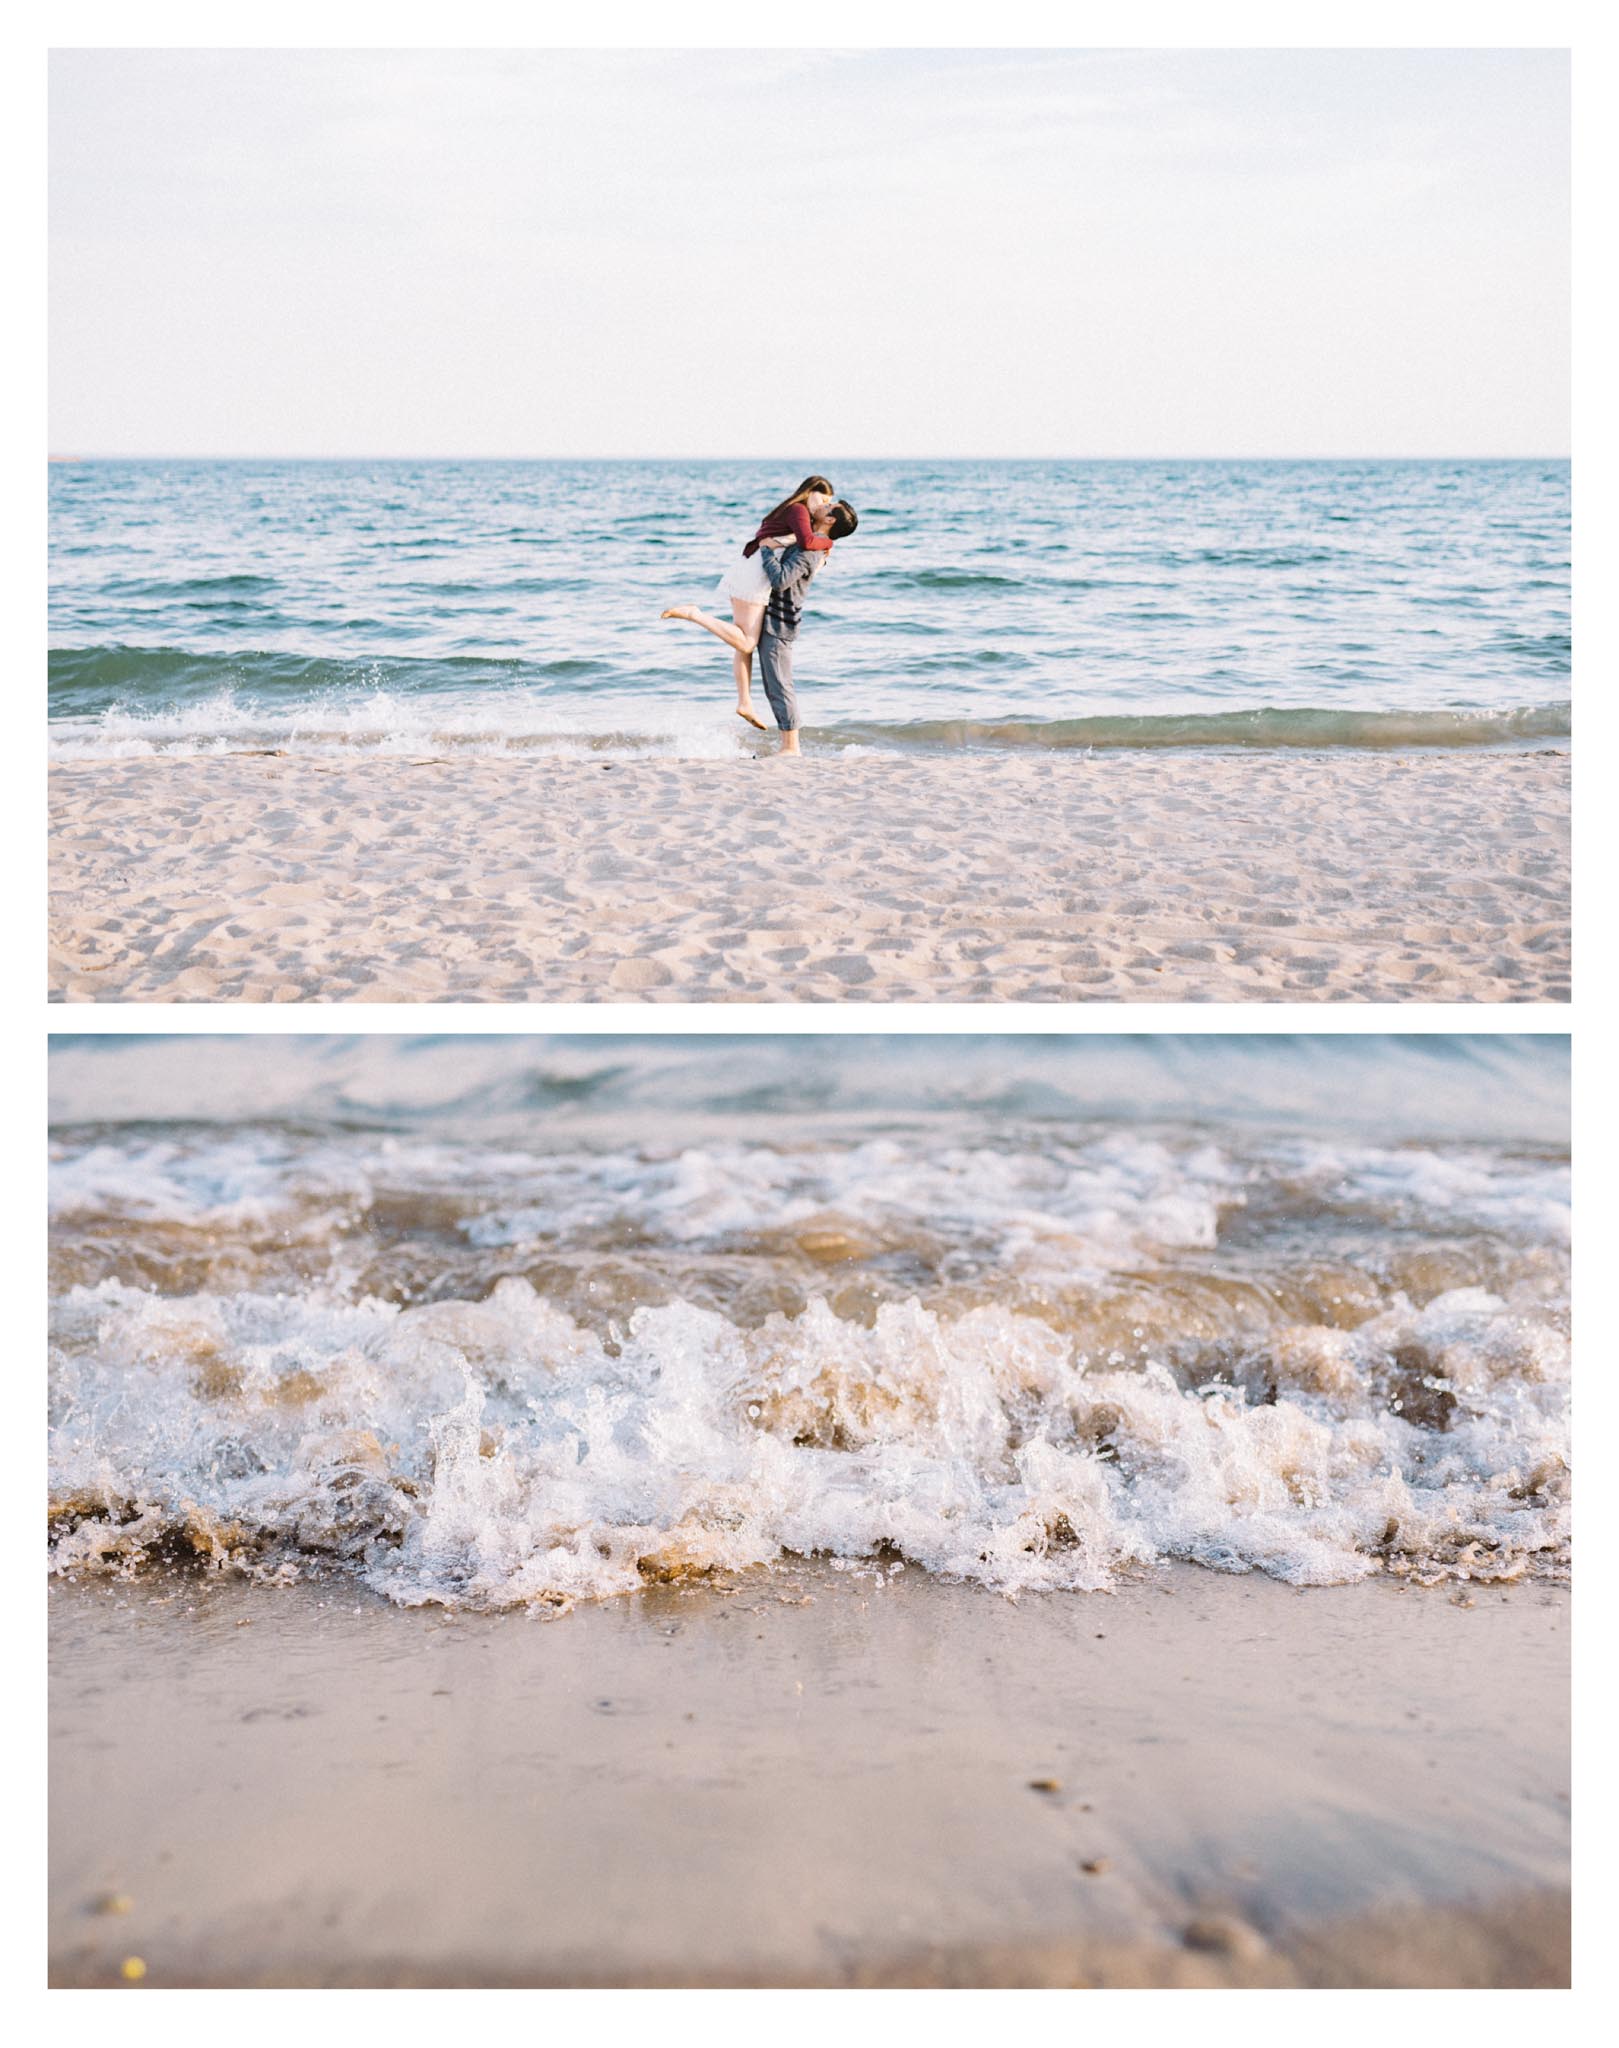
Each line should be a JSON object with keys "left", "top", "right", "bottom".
{"left": 18, "top": 6, "right": 1606, "bottom": 2039}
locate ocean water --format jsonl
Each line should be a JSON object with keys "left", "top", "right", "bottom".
{"left": 48, "top": 459, "right": 1570, "bottom": 759}
{"left": 49, "top": 1036, "right": 1570, "bottom": 1609}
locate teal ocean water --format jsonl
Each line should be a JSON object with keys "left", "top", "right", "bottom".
{"left": 50, "top": 1037, "right": 1568, "bottom": 1609}
{"left": 49, "top": 459, "right": 1570, "bottom": 758}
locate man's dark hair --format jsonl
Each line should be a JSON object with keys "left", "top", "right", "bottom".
{"left": 826, "top": 500, "right": 858, "bottom": 540}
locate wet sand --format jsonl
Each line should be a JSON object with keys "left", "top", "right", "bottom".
{"left": 48, "top": 750, "right": 1569, "bottom": 1003}
{"left": 49, "top": 1561, "right": 1569, "bottom": 1988}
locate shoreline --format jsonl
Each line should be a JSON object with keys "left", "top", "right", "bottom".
{"left": 49, "top": 749, "right": 1570, "bottom": 1003}
{"left": 49, "top": 1561, "right": 1569, "bottom": 1989}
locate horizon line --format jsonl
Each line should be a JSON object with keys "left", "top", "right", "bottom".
{"left": 47, "top": 451, "right": 1573, "bottom": 464}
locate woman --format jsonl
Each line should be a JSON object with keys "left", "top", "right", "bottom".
{"left": 661, "top": 475, "right": 839, "bottom": 729}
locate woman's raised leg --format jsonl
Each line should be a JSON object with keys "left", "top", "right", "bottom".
{"left": 659, "top": 599, "right": 768, "bottom": 728}
{"left": 659, "top": 601, "right": 759, "bottom": 657}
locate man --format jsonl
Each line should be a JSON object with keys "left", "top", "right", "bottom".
{"left": 752, "top": 498, "right": 858, "bottom": 754}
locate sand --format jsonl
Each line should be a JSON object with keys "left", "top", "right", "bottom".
{"left": 48, "top": 749, "right": 1569, "bottom": 1003}
{"left": 49, "top": 1561, "right": 1569, "bottom": 1989}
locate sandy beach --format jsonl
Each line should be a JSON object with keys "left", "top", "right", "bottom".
{"left": 48, "top": 750, "right": 1569, "bottom": 1003}
{"left": 48, "top": 1561, "right": 1567, "bottom": 1989}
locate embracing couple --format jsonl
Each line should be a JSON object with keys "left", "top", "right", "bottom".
{"left": 661, "top": 475, "right": 858, "bottom": 755}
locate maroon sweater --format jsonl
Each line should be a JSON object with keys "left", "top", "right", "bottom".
{"left": 742, "top": 502, "right": 834, "bottom": 559}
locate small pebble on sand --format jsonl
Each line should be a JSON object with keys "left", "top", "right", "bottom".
{"left": 1182, "top": 1915, "right": 1267, "bottom": 1961}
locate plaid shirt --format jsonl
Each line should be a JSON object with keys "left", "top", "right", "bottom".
{"left": 758, "top": 542, "right": 824, "bottom": 641}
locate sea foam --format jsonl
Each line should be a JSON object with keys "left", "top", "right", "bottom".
{"left": 48, "top": 1044, "right": 1570, "bottom": 1612}
{"left": 49, "top": 1228, "right": 1569, "bottom": 1610}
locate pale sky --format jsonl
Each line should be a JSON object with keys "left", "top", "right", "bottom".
{"left": 49, "top": 47, "right": 1569, "bottom": 458}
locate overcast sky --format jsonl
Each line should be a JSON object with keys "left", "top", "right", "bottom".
{"left": 49, "top": 47, "right": 1569, "bottom": 458}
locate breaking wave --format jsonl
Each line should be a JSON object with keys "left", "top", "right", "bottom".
{"left": 49, "top": 1081, "right": 1570, "bottom": 1612}
{"left": 46, "top": 645, "right": 1569, "bottom": 760}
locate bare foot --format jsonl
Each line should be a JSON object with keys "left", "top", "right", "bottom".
{"left": 660, "top": 606, "right": 699, "bottom": 623}
{"left": 736, "top": 705, "right": 769, "bottom": 731}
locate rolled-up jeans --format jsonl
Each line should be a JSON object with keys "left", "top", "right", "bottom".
{"left": 756, "top": 631, "right": 798, "bottom": 732}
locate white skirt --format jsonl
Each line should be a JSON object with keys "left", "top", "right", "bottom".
{"left": 714, "top": 547, "right": 773, "bottom": 606}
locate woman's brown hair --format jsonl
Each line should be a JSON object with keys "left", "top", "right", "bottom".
{"left": 758, "top": 474, "right": 834, "bottom": 533}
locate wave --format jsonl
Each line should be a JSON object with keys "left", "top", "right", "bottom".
{"left": 885, "top": 569, "right": 1026, "bottom": 590}
{"left": 827, "top": 705, "right": 1572, "bottom": 753}
{"left": 46, "top": 645, "right": 1570, "bottom": 759}
{"left": 48, "top": 1126, "right": 1572, "bottom": 1266}
{"left": 47, "top": 1276, "right": 1569, "bottom": 1611}
{"left": 47, "top": 1096, "right": 1570, "bottom": 1611}
{"left": 96, "top": 573, "right": 280, "bottom": 598}
{"left": 48, "top": 1034, "right": 1573, "bottom": 1151}
{"left": 48, "top": 643, "right": 579, "bottom": 711}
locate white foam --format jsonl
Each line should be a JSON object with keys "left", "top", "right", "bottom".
{"left": 49, "top": 1272, "right": 1569, "bottom": 1609}
{"left": 1270, "top": 1138, "right": 1570, "bottom": 1244}
{"left": 51, "top": 1124, "right": 1566, "bottom": 1272}
{"left": 47, "top": 1133, "right": 369, "bottom": 1231}
{"left": 48, "top": 685, "right": 754, "bottom": 762}
{"left": 461, "top": 1133, "right": 1236, "bottom": 1270}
